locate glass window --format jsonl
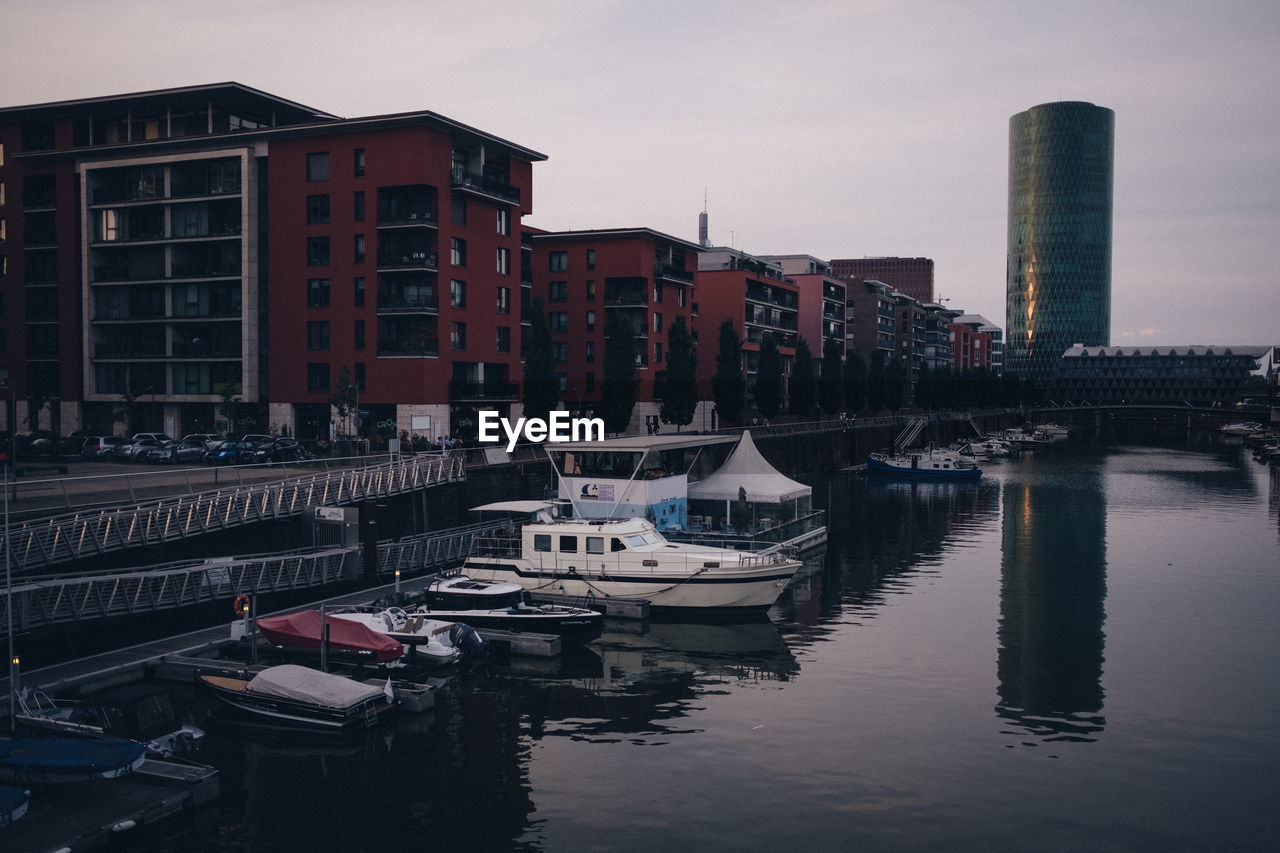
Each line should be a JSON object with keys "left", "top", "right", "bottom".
{"left": 354, "top": 276, "right": 365, "bottom": 306}
{"left": 549, "top": 251, "right": 568, "bottom": 272}
{"left": 549, "top": 281, "right": 567, "bottom": 302}
{"left": 306, "top": 152, "right": 330, "bottom": 182}
{"left": 586, "top": 249, "right": 595, "bottom": 269}
{"left": 553, "top": 341, "right": 567, "bottom": 362}
{"left": 587, "top": 536, "right": 604, "bottom": 554}
{"left": 496, "top": 209, "right": 509, "bottom": 236}
{"left": 496, "top": 286, "right": 510, "bottom": 314}
{"left": 450, "top": 237, "right": 466, "bottom": 267}
{"left": 451, "top": 321, "right": 466, "bottom": 350}
{"left": 307, "top": 236, "right": 329, "bottom": 266}
{"left": 307, "top": 278, "right": 331, "bottom": 308}
{"left": 450, "top": 279, "right": 466, "bottom": 308}
{"left": 585, "top": 341, "right": 595, "bottom": 363}
{"left": 549, "top": 312, "right": 568, "bottom": 333}
{"left": 354, "top": 148, "right": 365, "bottom": 178}
{"left": 451, "top": 195, "right": 466, "bottom": 226}
{"left": 654, "top": 341, "right": 662, "bottom": 364}
{"left": 307, "top": 321, "right": 330, "bottom": 350}
{"left": 307, "top": 194, "right": 330, "bottom": 224}
{"left": 534, "top": 534, "right": 551, "bottom": 552}
{"left": 585, "top": 371, "right": 595, "bottom": 393}
{"left": 586, "top": 280, "right": 595, "bottom": 302}
{"left": 611, "top": 537, "right": 626, "bottom": 552}
{"left": 355, "top": 319, "right": 365, "bottom": 350}
{"left": 496, "top": 326, "right": 510, "bottom": 353}
{"left": 559, "top": 535, "right": 577, "bottom": 553}
{"left": 354, "top": 234, "right": 366, "bottom": 264}
{"left": 354, "top": 191, "right": 366, "bottom": 222}
{"left": 653, "top": 312, "right": 662, "bottom": 333}
{"left": 496, "top": 247, "right": 510, "bottom": 275}
{"left": 586, "top": 310, "right": 595, "bottom": 331}
{"left": 307, "top": 362, "right": 330, "bottom": 391}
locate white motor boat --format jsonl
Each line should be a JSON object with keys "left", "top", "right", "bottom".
{"left": 1219, "top": 421, "right": 1263, "bottom": 437}
{"left": 461, "top": 513, "right": 802, "bottom": 612}
{"left": 416, "top": 574, "right": 605, "bottom": 641}
{"left": 326, "top": 607, "right": 466, "bottom": 665}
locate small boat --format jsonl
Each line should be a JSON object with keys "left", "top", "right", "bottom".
{"left": 867, "top": 448, "right": 982, "bottom": 480}
{"left": 462, "top": 514, "right": 802, "bottom": 612}
{"left": 957, "top": 439, "right": 1016, "bottom": 459}
{"left": 1001, "top": 428, "right": 1055, "bottom": 448}
{"left": 0, "top": 736, "right": 147, "bottom": 785}
{"left": 256, "top": 609, "right": 405, "bottom": 663}
{"left": 415, "top": 574, "right": 605, "bottom": 642}
{"left": 1219, "top": 421, "right": 1263, "bottom": 437}
{"left": 198, "top": 664, "right": 396, "bottom": 731}
{"left": 15, "top": 685, "right": 205, "bottom": 761}
{"left": 326, "top": 607, "right": 466, "bottom": 665}
{"left": 0, "top": 785, "right": 30, "bottom": 827}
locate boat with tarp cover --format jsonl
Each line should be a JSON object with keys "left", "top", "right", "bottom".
{"left": 255, "top": 610, "right": 405, "bottom": 663}
{"left": 0, "top": 736, "right": 146, "bottom": 785}
{"left": 198, "top": 664, "right": 396, "bottom": 730}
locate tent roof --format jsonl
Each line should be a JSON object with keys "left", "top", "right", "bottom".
{"left": 687, "top": 431, "right": 811, "bottom": 503}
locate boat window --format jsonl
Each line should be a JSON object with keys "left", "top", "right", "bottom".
{"left": 534, "top": 534, "right": 551, "bottom": 552}
{"left": 611, "top": 537, "right": 626, "bottom": 552}
{"left": 625, "top": 534, "right": 648, "bottom": 547}
{"left": 559, "top": 535, "right": 577, "bottom": 553}
{"left": 586, "top": 536, "right": 604, "bottom": 554}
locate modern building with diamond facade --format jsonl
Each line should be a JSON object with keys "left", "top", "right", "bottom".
{"left": 1005, "top": 101, "right": 1114, "bottom": 384}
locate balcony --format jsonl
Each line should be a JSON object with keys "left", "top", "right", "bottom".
{"left": 377, "top": 252, "right": 438, "bottom": 273}
{"left": 377, "top": 209, "right": 438, "bottom": 229}
{"left": 654, "top": 264, "right": 694, "bottom": 285}
{"left": 94, "top": 341, "right": 166, "bottom": 359}
{"left": 450, "top": 167, "right": 520, "bottom": 206}
{"left": 377, "top": 338, "right": 440, "bottom": 358}
{"left": 604, "top": 293, "right": 647, "bottom": 308}
{"left": 449, "top": 380, "right": 520, "bottom": 401}
{"left": 377, "top": 294, "right": 439, "bottom": 315}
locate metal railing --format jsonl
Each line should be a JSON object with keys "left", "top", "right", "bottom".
{"left": 375, "top": 520, "right": 511, "bottom": 579}
{"left": 3, "top": 454, "right": 464, "bottom": 574}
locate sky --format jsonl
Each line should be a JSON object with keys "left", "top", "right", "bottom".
{"left": 3, "top": 0, "right": 1277, "bottom": 345}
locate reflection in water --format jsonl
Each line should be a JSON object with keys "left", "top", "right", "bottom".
{"left": 997, "top": 463, "right": 1108, "bottom": 742}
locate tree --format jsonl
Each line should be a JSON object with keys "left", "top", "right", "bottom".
{"left": 712, "top": 319, "right": 746, "bottom": 425}
{"left": 885, "top": 357, "right": 905, "bottom": 412}
{"left": 522, "top": 297, "right": 559, "bottom": 423}
{"left": 755, "top": 335, "right": 784, "bottom": 420}
{"left": 818, "top": 337, "right": 844, "bottom": 416}
{"left": 659, "top": 316, "right": 698, "bottom": 431}
{"left": 788, "top": 337, "right": 817, "bottom": 420}
{"left": 328, "top": 368, "right": 357, "bottom": 436}
{"left": 845, "top": 349, "right": 867, "bottom": 412}
{"left": 915, "top": 361, "right": 934, "bottom": 411}
{"left": 866, "top": 350, "right": 887, "bottom": 412}
{"left": 599, "top": 311, "right": 637, "bottom": 433}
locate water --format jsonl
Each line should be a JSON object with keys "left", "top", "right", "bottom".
{"left": 161, "top": 443, "right": 1280, "bottom": 852}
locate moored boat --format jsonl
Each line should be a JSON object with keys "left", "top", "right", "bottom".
{"left": 256, "top": 609, "right": 405, "bottom": 663}
{"left": 1219, "top": 421, "right": 1262, "bottom": 437}
{"left": 462, "top": 513, "right": 802, "bottom": 612}
{"left": 0, "top": 735, "right": 147, "bottom": 785}
{"left": 198, "top": 664, "right": 396, "bottom": 731}
{"left": 0, "top": 785, "right": 30, "bottom": 826}
{"left": 415, "top": 574, "right": 605, "bottom": 641}
{"left": 326, "top": 607, "right": 466, "bottom": 665}
{"left": 866, "top": 448, "right": 982, "bottom": 480}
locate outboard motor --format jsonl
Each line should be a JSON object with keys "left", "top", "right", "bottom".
{"left": 449, "top": 622, "right": 488, "bottom": 658}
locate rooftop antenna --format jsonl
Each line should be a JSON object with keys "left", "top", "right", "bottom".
{"left": 698, "top": 189, "right": 710, "bottom": 248}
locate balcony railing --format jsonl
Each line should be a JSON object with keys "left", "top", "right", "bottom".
{"left": 377, "top": 339, "right": 440, "bottom": 358}
{"left": 605, "top": 294, "right": 647, "bottom": 307}
{"left": 450, "top": 167, "right": 521, "bottom": 205}
{"left": 377, "top": 209, "right": 438, "bottom": 228}
{"left": 449, "top": 380, "right": 520, "bottom": 401}
{"left": 376, "top": 295, "right": 440, "bottom": 314}
{"left": 377, "top": 253, "right": 438, "bottom": 272}
{"left": 654, "top": 264, "right": 694, "bottom": 284}
{"left": 94, "top": 341, "right": 166, "bottom": 359}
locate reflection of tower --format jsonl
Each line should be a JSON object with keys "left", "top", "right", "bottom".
{"left": 996, "top": 473, "right": 1108, "bottom": 741}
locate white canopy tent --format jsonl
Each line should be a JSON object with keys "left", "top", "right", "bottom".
{"left": 687, "top": 431, "right": 811, "bottom": 527}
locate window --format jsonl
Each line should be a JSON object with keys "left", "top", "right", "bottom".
{"left": 307, "top": 236, "right": 330, "bottom": 266}
{"left": 586, "top": 249, "right": 596, "bottom": 270}
{"left": 307, "top": 194, "right": 330, "bottom": 224}
{"left": 559, "top": 535, "right": 577, "bottom": 553}
{"left": 549, "top": 250, "right": 568, "bottom": 272}
{"left": 450, "top": 237, "right": 466, "bottom": 267}
{"left": 586, "top": 280, "right": 596, "bottom": 302}
{"left": 354, "top": 148, "right": 365, "bottom": 178}
{"left": 450, "top": 279, "right": 467, "bottom": 308}
{"left": 355, "top": 319, "right": 365, "bottom": 350}
{"left": 587, "top": 536, "right": 604, "bottom": 554}
{"left": 549, "top": 312, "right": 568, "bottom": 333}
{"left": 354, "top": 276, "right": 365, "bottom": 306}
{"left": 585, "top": 341, "right": 595, "bottom": 363}
{"left": 654, "top": 341, "right": 663, "bottom": 364}
{"left": 611, "top": 537, "right": 626, "bottom": 552}
{"left": 553, "top": 341, "right": 567, "bottom": 362}
{"left": 496, "top": 208, "right": 509, "bottom": 236}
{"left": 451, "top": 321, "right": 466, "bottom": 350}
{"left": 534, "top": 534, "right": 551, "bottom": 552}
{"left": 307, "top": 278, "right": 330, "bottom": 308}
{"left": 653, "top": 282, "right": 663, "bottom": 303}
{"left": 678, "top": 288, "right": 687, "bottom": 308}
{"left": 496, "top": 286, "right": 510, "bottom": 314}
{"left": 496, "top": 247, "right": 510, "bottom": 275}
{"left": 307, "top": 363, "right": 330, "bottom": 392}
{"left": 306, "top": 152, "right": 330, "bottom": 182}
{"left": 558, "top": 373, "right": 568, "bottom": 391}
{"left": 354, "top": 234, "right": 366, "bottom": 263}
{"left": 586, "top": 371, "right": 595, "bottom": 393}
{"left": 355, "top": 362, "right": 366, "bottom": 392}
{"left": 548, "top": 281, "right": 567, "bottom": 302}
{"left": 451, "top": 195, "right": 466, "bottom": 226}
{"left": 354, "top": 191, "right": 366, "bottom": 222}
{"left": 586, "top": 310, "right": 596, "bottom": 332}
{"left": 496, "top": 326, "right": 510, "bottom": 353}
{"left": 307, "top": 321, "right": 331, "bottom": 350}
{"left": 653, "top": 312, "right": 662, "bottom": 334}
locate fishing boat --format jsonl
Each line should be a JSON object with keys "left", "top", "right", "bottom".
{"left": 0, "top": 785, "right": 29, "bottom": 826}
{"left": 866, "top": 448, "right": 982, "bottom": 480}
{"left": 325, "top": 607, "right": 466, "bottom": 665}
{"left": 462, "top": 504, "right": 803, "bottom": 612}
{"left": 0, "top": 735, "right": 146, "bottom": 785}
{"left": 414, "top": 574, "right": 605, "bottom": 641}
{"left": 255, "top": 609, "right": 405, "bottom": 663}
{"left": 198, "top": 664, "right": 396, "bottom": 730}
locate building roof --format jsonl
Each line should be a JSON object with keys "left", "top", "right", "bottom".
{"left": 0, "top": 81, "right": 336, "bottom": 122}
{"left": 1063, "top": 345, "right": 1271, "bottom": 358}
{"left": 530, "top": 228, "right": 700, "bottom": 250}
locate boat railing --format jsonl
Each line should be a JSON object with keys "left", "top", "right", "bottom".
{"left": 473, "top": 535, "right": 523, "bottom": 558}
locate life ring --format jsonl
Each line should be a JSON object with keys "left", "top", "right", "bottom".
{"left": 233, "top": 594, "right": 251, "bottom": 615}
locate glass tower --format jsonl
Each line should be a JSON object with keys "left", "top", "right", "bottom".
{"left": 1006, "top": 101, "right": 1114, "bottom": 384}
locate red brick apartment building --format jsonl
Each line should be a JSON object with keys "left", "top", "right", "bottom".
{"left": 949, "top": 322, "right": 994, "bottom": 370}
{"left": 0, "top": 83, "right": 544, "bottom": 441}
{"left": 830, "top": 256, "right": 934, "bottom": 304}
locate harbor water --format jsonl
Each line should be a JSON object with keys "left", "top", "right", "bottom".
{"left": 158, "top": 442, "right": 1280, "bottom": 852}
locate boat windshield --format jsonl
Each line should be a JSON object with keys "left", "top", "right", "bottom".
{"left": 624, "top": 531, "right": 663, "bottom": 547}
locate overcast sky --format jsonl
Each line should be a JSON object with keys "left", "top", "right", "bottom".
{"left": 5, "top": 0, "right": 1277, "bottom": 344}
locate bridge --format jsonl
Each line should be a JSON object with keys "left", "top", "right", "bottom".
{"left": 1027, "top": 402, "right": 1275, "bottom": 431}
{"left": 2, "top": 453, "right": 465, "bottom": 575}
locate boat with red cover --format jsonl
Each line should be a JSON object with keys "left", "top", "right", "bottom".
{"left": 255, "top": 610, "right": 404, "bottom": 663}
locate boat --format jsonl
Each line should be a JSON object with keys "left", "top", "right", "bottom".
{"left": 0, "top": 735, "right": 147, "bottom": 785}
{"left": 1219, "top": 421, "right": 1263, "bottom": 437}
{"left": 255, "top": 609, "right": 405, "bottom": 663}
{"left": 15, "top": 685, "right": 205, "bottom": 760}
{"left": 325, "top": 607, "right": 466, "bottom": 665}
{"left": 414, "top": 574, "right": 605, "bottom": 641}
{"left": 0, "top": 785, "right": 30, "bottom": 826}
{"left": 957, "top": 439, "right": 1016, "bottom": 459}
{"left": 866, "top": 448, "right": 982, "bottom": 480}
{"left": 197, "top": 664, "right": 396, "bottom": 730}
{"left": 1000, "top": 427, "right": 1056, "bottom": 449}
{"left": 461, "top": 508, "right": 803, "bottom": 612}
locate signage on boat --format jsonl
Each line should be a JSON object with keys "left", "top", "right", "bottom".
{"left": 315, "top": 507, "right": 345, "bottom": 521}
{"left": 477, "top": 410, "right": 604, "bottom": 452}
{"left": 579, "top": 483, "right": 615, "bottom": 502}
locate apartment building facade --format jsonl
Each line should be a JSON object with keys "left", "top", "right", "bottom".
{"left": 830, "top": 256, "right": 934, "bottom": 304}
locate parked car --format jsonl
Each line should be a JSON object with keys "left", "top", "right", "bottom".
{"left": 181, "top": 433, "right": 223, "bottom": 450}
{"left": 145, "top": 439, "right": 208, "bottom": 465}
{"left": 126, "top": 438, "right": 169, "bottom": 461}
{"left": 111, "top": 439, "right": 141, "bottom": 460}
{"left": 203, "top": 440, "right": 256, "bottom": 465}
{"left": 131, "top": 432, "right": 174, "bottom": 444}
{"left": 80, "top": 435, "right": 127, "bottom": 460}
{"left": 250, "top": 436, "right": 305, "bottom": 464}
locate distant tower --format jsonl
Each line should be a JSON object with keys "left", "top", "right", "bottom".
{"left": 698, "top": 190, "right": 710, "bottom": 248}
{"left": 1005, "top": 101, "right": 1114, "bottom": 384}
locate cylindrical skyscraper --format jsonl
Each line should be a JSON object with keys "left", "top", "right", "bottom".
{"left": 1005, "top": 101, "right": 1114, "bottom": 384}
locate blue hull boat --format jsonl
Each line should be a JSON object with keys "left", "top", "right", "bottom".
{"left": 0, "top": 736, "right": 146, "bottom": 785}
